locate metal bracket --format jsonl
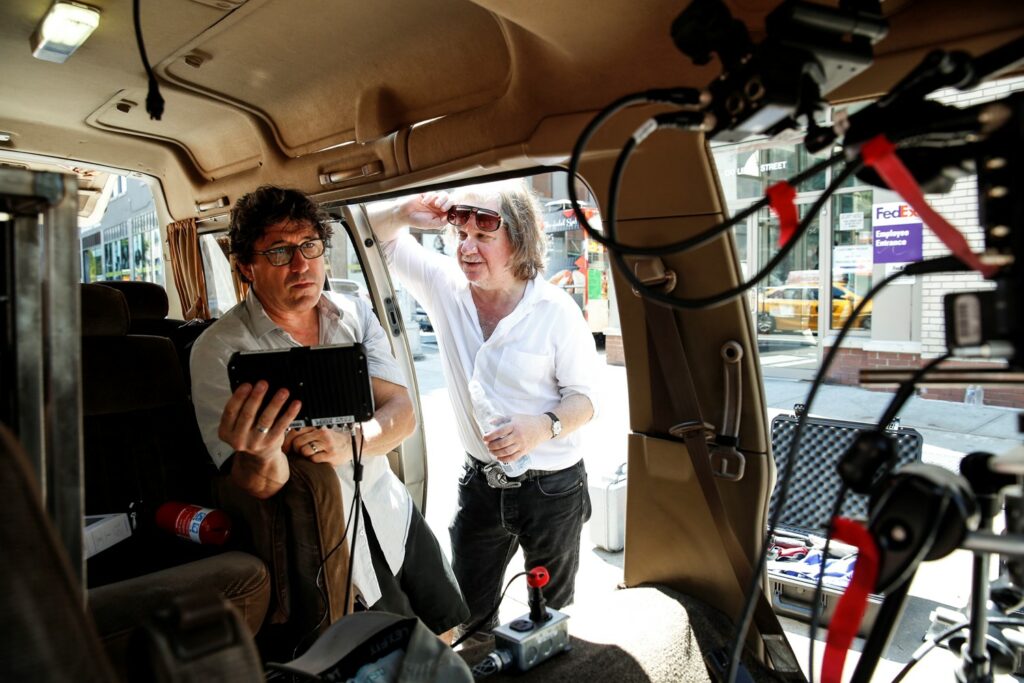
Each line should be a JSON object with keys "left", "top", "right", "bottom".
{"left": 669, "top": 419, "right": 716, "bottom": 440}
{"left": 630, "top": 257, "right": 677, "bottom": 296}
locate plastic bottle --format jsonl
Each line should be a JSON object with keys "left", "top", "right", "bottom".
{"left": 964, "top": 385, "right": 985, "bottom": 407}
{"left": 468, "top": 379, "right": 532, "bottom": 475}
{"left": 155, "top": 502, "right": 232, "bottom": 545}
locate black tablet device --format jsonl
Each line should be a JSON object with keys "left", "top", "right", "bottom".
{"left": 227, "top": 343, "right": 375, "bottom": 427}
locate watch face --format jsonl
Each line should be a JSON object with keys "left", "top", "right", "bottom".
{"left": 549, "top": 413, "right": 562, "bottom": 437}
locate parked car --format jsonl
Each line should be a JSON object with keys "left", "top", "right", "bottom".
{"left": 414, "top": 303, "right": 433, "bottom": 333}
{"left": 757, "top": 283, "right": 872, "bottom": 334}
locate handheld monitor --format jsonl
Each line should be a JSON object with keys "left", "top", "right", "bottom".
{"left": 227, "top": 343, "right": 375, "bottom": 427}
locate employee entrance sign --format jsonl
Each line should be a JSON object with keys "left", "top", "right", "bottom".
{"left": 872, "top": 202, "right": 923, "bottom": 264}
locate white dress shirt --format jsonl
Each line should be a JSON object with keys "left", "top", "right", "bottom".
{"left": 383, "top": 234, "right": 600, "bottom": 476}
{"left": 191, "top": 291, "right": 412, "bottom": 608}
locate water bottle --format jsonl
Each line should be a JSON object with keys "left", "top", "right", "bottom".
{"left": 155, "top": 502, "right": 232, "bottom": 545}
{"left": 964, "top": 385, "right": 984, "bottom": 407}
{"left": 468, "top": 380, "right": 532, "bottom": 475}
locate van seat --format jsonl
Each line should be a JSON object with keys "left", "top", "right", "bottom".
{"left": 94, "top": 280, "right": 215, "bottom": 391}
{"left": 80, "top": 283, "right": 220, "bottom": 587}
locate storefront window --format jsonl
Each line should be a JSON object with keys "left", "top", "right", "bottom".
{"left": 753, "top": 205, "right": 821, "bottom": 339}
{"left": 79, "top": 176, "right": 165, "bottom": 288}
{"left": 830, "top": 190, "right": 874, "bottom": 332}
{"left": 82, "top": 247, "right": 103, "bottom": 283}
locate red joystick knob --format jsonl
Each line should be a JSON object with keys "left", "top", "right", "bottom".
{"left": 527, "top": 566, "right": 550, "bottom": 588}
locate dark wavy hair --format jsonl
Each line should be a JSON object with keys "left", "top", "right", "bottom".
{"left": 229, "top": 185, "right": 333, "bottom": 266}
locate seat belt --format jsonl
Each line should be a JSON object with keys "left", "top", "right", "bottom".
{"left": 635, "top": 259, "right": 803, "bottom": 681}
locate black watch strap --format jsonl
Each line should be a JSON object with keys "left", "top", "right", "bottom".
{"left": 544, "top": 411, "right": 561, "bottom": 438}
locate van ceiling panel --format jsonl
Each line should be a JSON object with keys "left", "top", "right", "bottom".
{"left": 86, "top": 88, "right": 263, "bottom": 181}
{"left": 158, "top": 0, "right": 511, "bottom": 157}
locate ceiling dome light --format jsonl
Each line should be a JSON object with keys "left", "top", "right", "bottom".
{"left": 30, "top": 1, "right": 101, "bottom": 64}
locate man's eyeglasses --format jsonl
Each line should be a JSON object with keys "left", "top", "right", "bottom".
{"left": 446, "top": 205, "right": 503, "bottom": 232}
{"left": 253, "top": 238, "right": 328, "bottom": 266}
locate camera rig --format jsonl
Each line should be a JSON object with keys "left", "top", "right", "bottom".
{"left": 566, "top": 1, "right": 1024, "bottom": 681}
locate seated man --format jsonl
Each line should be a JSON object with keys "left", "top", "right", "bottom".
{"left": 190, "top": 185, "right": 468, "bottom": 641}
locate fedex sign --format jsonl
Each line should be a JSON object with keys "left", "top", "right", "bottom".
{"left": 875, "top": 205, "right": 918, "bottom": 220}
{"left": 872, "top": 202, "right": 922, "bottom": 264}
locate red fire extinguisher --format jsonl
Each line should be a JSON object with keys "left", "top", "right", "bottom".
{"left": 155, "top": 502, "right": 232, "bottom": 545}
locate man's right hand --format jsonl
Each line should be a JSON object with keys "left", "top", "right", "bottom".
{"left": 395, "top": 191, "right": 451, "bottom": 231}
{"left": 218, "top": 380, "right": 301, "bottom": 461}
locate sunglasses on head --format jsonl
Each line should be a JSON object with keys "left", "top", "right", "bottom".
{"left": 446, "top": 205, "right": 503, "bottom": 232}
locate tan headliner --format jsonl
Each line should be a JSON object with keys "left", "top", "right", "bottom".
{"left": 1, "top": 0, "right": 1022, "bottom": 218}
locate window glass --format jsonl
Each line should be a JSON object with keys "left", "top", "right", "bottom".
{"left": 79, "top": 175, "right": 163, "bottom": 287}
{"left": 830, "top": 189, "right": 873, "bottom": 332}
{"left": 199, "top": 218, "right": 371, "bottom": 316}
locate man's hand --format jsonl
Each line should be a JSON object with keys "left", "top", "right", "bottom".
{"left": 219, "top": 381, "right": 301, "bottom": 499}
{"left": 285, "top": 426, "right": 353, "bottom": 467}
{"left": 396, "top": 191, "right": 451, "bottom": 231}
{"left": 483, "top": 414, "right": 550, "bottom": 464}
{"left": 219, "top": 380, "right": 301, "bottom": 460}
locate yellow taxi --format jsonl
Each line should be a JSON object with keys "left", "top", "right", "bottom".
{"left": 756, "top": 284, "right": 872, "bottom": 334}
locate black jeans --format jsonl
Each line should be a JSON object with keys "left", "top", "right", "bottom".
{"left": 448, "top": 458, "right": 591, "bottom": 629}
{"left": 361, "top": 503, "right": 469, "bottom": 635}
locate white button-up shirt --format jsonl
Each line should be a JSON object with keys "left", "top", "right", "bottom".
{"left": 383, "top": 234, "right": 600, "bottom": 475}
{"left": 191, "top": 291, "right": 412, "bottom": 608}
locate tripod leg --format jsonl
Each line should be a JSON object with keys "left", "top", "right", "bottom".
{"left": 849, "top": 578, "right": 913, "bottom": 683}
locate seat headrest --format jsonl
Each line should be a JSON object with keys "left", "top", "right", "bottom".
{"left": 99, "top": 281, "right": 169, "bottom": 321}
{"left": 81, "top": 284, "right": 130, "bottom": 337}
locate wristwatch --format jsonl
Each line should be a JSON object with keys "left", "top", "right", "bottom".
{"left": 544, "top": 411, "right": 562, "bottom": 439}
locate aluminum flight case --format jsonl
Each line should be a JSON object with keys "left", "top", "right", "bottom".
{"left": 589, "top": 462, "right": 627, "bottom": 552}
{"left": 766, "top": 405, "right": 924, "bottom": 636}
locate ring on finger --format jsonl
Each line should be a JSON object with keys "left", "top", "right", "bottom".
{"left": 254, "top": 424, "right": 270, "bottom": 434}
{"left": 310, "top": 441, "right": 319, "bottom": 454}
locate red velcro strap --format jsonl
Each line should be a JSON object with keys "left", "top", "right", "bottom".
{"left": 861, "top": 134, "right": 997, "bottom": 278}
{"left": 766, "top": 181, "right": 799, "bottom": 248}
{"left": 821, "top": 517, "right": 880, "bottom": 683}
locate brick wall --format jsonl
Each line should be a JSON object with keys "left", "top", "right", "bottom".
{"left": 917, "top": 76, "right": 1024, "bottom": 360}
{"left": 825, "top": 347, "right": 1024, "bottom": 408}
{"left": 825, "top": 75, "right": 1024, "bottom": 409}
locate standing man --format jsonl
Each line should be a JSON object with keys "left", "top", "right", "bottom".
{"left": 372, "top": 180, "right": 600, "bottom": 633}
{"left": 191, "top": 185, "right": 467, "bottom": 640}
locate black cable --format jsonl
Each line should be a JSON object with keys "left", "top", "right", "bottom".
{"left": 877, "top": 352, "right": 953, "bottom": 431}
{"left": 567, "top": 89, "right": 704, "bottom": 244}
{"left": 566, "top": 97, "right": 842, "bottom": 258}
{"left": 132, "top": 0, "right": 164, "bottom": 121}
{"left": 725, "top": 253, "right": 969, "bottom": 683}
{"left": 806, "top": 485, "right": 849, "bottom": 682}
{"left": 450, "top": 571, "right": 529, "bottom": 649}
{"left": 614, "top": 161, "right": 860, "bottom": 311}
{"left": 342, "top": 429, "right": 364, "bottom": 616}
{"left": 601, "top": 141, "right": 841, "bottom": 256}
{"left": 290, "top": 427, "right": 365, "bottom": 660}
{"left": 891, "top": 616, "right": 1024, "bottom": 683}
{"left": 804, "top": 350, "right": 953, "bottom": 679}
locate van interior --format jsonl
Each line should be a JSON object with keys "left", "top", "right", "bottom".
{"left": 2, "top": 0, "right": 1023, "bottom": 681}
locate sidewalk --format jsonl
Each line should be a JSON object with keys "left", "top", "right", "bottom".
{"left": 412, "top": 342, "right": 1023, "bottom": 680}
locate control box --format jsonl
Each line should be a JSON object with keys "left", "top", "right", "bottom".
{"left": 492, "top": 608, "right": 571, "bottom": 672}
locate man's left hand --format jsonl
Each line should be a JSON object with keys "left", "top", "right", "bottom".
{"left": 285, "top": 426, "right": 353, "bottom": 466}
{"left": 483, "top": 414, "right": 548, "bottom": 463}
